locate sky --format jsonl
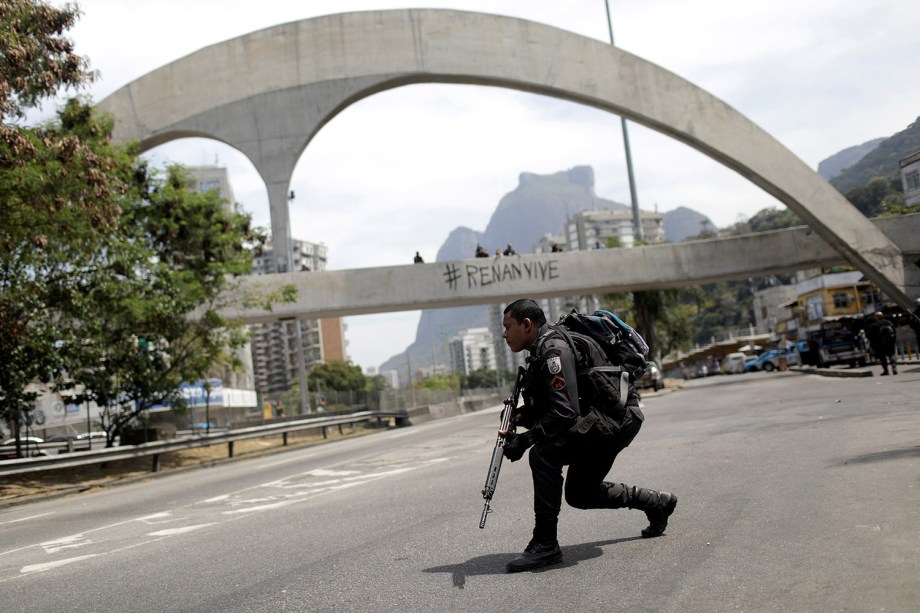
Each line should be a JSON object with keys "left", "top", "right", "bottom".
{"left": 34, "top": 0, "right": 920, "bottom": 372}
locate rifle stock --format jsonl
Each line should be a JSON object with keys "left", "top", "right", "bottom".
{"left": 479, "top": 366, "right": 526, "bottom": 529}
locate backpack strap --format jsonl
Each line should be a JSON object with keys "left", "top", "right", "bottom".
{"left": 586, "top": 366, "right": 629, "bottom": 413}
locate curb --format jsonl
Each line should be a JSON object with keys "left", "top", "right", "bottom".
{"left": 790, "top": 367, "right": 873, "bottom": 379}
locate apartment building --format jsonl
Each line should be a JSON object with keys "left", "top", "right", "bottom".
{"left": 250, "top": 239, "right": 348, "bottom": 394}
{"left": 448, "top": 327, "right": 498, "bottom": 375}
{"left": 565, "top": 208, "right": 665, "bottom": 250}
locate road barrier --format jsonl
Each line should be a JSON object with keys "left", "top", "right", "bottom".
{"left": 0, "top": 410, "right": 408, "bottom": 477}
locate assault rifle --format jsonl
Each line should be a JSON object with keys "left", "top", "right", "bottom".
{"left": 479, "top": 366, "right": 526, "bottom": 529}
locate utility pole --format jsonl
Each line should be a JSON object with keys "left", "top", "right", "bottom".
{"left": 604, "top": 1, "right": 644, "bottom": 242}
{"left": 286, "top": 190, "right": 310, "bottom": 415}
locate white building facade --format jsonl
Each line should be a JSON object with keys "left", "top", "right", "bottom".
{"left": 899, "top": 150, "right": 920, "bottom": 207}
{"left": 565, "top": 208, "right": 665, "bottom": 250}
{"left": 448, "top": 328, "right": 498, "bottom": 375}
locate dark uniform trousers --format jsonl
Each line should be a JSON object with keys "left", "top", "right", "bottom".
{"left": 529, "top": 404, "right": 644, "bottom": 539}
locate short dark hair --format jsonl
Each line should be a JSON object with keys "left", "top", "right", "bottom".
{"left": 504, "top": 299, "right": 546, "bottom": 327}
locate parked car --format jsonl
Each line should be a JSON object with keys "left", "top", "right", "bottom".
{"left": 76, "top": 432, "right": 108, "bottom": 442}
{"left": 744, "top": 356, "right": 760, "bottom": 372}
{"left": 636, "top": 361, "right": 664, "bottom": 391}
{"left": 754, "top": 348, "right": 802, "bottom": 372}
{"left": 46, "top": 434, "right": 78, "bottom": 443}
{"left": 0, "top": 436, "right": 48, "bottom": 459}
{"left": 2, "top": 436, "right": 44, "bottom": 446}
{"left": 723, "top": 352, "right": 747, "bottom": 374}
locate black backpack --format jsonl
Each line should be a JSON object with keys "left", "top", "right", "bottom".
{"left": 880, "top": 321, "right": 896, "bottom": 342}
{"left": 547, "top": 309, "right": 649, "bottom": 439}
{"left": 551, "top": 309, "right": 650, "bottom": 381}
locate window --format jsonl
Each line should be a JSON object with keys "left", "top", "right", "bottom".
{"left": 832, "top": 292, "right": 850, "bottom": 309}
{"left": 198, "top": 178, "right": 221, "bottom": 193}
{"left": 906, "top": 170, "right": 920, "bottom": 191}
{"left": 806, "top": 294, "right": 825, "bottom": 320}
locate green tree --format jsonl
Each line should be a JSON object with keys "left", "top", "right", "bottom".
{"left": 0, "top": 0, "right": 115, "bottom": 452}
{"left": 308, "top": 360, "right": 366, "bottom": 392}
{"left": 845, "top": 176, "right": 902, "bottom": 218}
{"left": 461, "top": 368, "right": 506, "bottom": 390}
{"left": 64, "top": 162, "right": 260, "bottom": 445}
{"left": 417, "top": 373, "right": 460, "bottom": 391}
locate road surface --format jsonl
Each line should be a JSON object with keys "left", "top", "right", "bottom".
{"left": 1, "top": 369, "right": 917, "bottom": 611}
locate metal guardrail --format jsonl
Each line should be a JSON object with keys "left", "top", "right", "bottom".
{"left": 0, "top": 410, "right": 408, "bottom": 477}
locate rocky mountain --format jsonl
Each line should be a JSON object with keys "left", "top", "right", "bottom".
{"left": 662, "top": 206, "right": 716, "bottom": 242}
{"left": 375, "top": 117, "right": 920, "bottom": 379}
{"left": 817, "top": 138, "right": 885, "bottom": 181}
{"left": 377, "top": 166, "right": 713, "bottom": 377}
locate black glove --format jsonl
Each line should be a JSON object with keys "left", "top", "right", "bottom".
{"left": 503, "top": 430, "right": 535, "bottom": 462}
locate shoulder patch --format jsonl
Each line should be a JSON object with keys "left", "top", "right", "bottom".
{"left": 551, "top": 375, "right": 566, "bottom": 390}
{"left": 546, "top": 356, "right": 562, "bottom": 374}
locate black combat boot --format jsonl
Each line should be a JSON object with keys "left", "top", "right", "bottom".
{"left": 627, "top": 486, "right": 678, "bottom": 538}
{"left": 506, "top": 537, "right": 562, "bottom": 572}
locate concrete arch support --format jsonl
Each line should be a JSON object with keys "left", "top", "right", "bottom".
{"left": 96, "top": 9, "right": 910, "bottom": 307}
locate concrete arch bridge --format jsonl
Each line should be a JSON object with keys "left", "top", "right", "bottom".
{"left": 96, "top": 10, "right": 919, "bottom": 321}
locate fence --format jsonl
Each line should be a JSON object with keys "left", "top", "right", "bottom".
{"left": 1, "top": 386, "right": 509, "bottom": 473}
{"left": 259, "top": 386, "right": 507, "bottom": 417}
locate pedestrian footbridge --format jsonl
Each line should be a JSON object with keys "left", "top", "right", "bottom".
{"left": 96, "top": 10, "right": 919, "bottom": 316}
{"left": 223, "top": 215, "right": 920, "bottom": 324}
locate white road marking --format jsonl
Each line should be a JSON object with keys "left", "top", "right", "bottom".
{"left": 0, "top": 512, "right": 54, "bottom": 526}
{"left": 21, "top": 554, "right": 99, "bottom": 575}
{"left": 146, "top": 524, "right": 215, "bottom": 536}
{"left": 41, "top": 534, "right": 92, "bottom": 555}
{"left": 2, "top": 449, "right": 456, "bottom": 581}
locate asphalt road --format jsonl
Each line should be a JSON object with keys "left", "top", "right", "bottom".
{"left": 1, "top": 368, "right": 918, "bottom": 612}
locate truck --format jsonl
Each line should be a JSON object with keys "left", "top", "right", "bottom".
{"left": 806, "top": 319, "right": 867, "bottom": 368}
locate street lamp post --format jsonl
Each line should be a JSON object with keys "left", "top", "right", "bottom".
{"left": 286, "top": 190, "right": 311, "bottom": 416}
{"left": 603, "top": 1, "right": 643, "bottom": 242}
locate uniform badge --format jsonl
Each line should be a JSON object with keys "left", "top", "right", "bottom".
{"left": 551, "top": 375, "right": 566, "bottom": 390}
{"left": 546, "top": 356, "right": 562, "bottom": 374}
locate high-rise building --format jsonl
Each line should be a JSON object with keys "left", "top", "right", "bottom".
{"left": 565, "top": 208, "right": 665, "bottom": 250}
{"left": 250, "top": 239, "right": 348, "bottom": 395}
{"left": 187, "top": 165, "right": 237, "bottom": 212}
{"left": 186, "top": 166, "right": 254, "bottom": 390}
{"left": 187, "top": 166, "right": 348, "bottom": 397}
{"left": 448, "top": 327, "right": 497, "bottom": 375}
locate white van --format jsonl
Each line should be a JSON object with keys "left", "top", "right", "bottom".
{"left": 724, "top": 352, "right": 747, "bottom": 374}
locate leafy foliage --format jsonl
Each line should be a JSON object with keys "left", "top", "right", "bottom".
{"left": 64, "top": 163, "right": 260, "bottom": 444}
{"left": 460, "top": 368, "right": 508, "bottom": 390}
{"left": 0, "top": 0, "right": 91, "bottom": 121}
{"left": 0, "top": 2, "right": 268, "bottom": 449}
{"left": 0, "top": 1, "right": 120, "bottom": 446}
{"left": 417, "top": 373, "right": 460, "bottom": 391}
{"left": 307, "top": 360, "right": 367, "bottom": 392}
{"left": 844, "top": 176, "right": 904, "bottom": 218}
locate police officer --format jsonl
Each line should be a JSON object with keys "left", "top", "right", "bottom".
{"left": 867, "top": 310, "right": 898, "bottom": 375}
{"left": 499, "top": 298, "right": 677, "bottom": 572}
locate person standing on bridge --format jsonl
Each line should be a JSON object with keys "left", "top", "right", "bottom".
{"left": 498, "top": 298, "right": 677, "bottom": 572}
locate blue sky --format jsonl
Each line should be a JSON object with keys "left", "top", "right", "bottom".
{"left": 35, "top": 0, "right": 920, "bottom": 371}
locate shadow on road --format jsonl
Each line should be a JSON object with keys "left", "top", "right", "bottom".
{"left": 831, "top": 445, "right": 920, "bottom": 467}
{"left": 423, "top": 535, "right": 643, "bottom": 588}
